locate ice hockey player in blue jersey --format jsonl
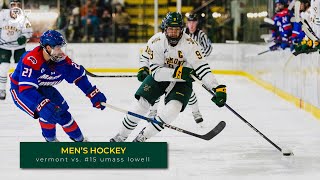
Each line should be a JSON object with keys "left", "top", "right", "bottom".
{"left": 9, "top": 30, "right": 107, "bottom": 142}
{"left": 272, "top": 0, "right": 293, "bottom": 50}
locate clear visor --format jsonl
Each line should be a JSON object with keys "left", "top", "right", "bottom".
{"left": 50, "top": 44, "right": 67, "bottom": 62}
{"left": 166, "top": 27, "right": 182, "bottom": 38}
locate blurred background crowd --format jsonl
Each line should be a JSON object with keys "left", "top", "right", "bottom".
{"left": 0, "top": 0, "right": 282, "bottom": 44}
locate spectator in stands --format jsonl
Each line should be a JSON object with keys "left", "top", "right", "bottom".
{"left": 81, "top": 8, "right": 99, "bottom": 42}
{"left": 99, "top": 9, "right": 113, "bottom": 42}
{"left": 56, "top": 8, "right": 68, "bottom": 40}
{"left": 113, "top": 4, "right": 130, "bottom": 42}
{"left": 67, "top": 6, "right": 82, "bottom": 42}
{"left": 80, "top": 0, "right": 97, "bottom": 17}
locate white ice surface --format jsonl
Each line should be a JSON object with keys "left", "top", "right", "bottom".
{"left": 1, "top": 75, "right": 320, "bottom": 180}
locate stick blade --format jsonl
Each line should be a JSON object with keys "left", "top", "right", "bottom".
{"left": 201, "top": 121, "right": 226, "bottom": 140}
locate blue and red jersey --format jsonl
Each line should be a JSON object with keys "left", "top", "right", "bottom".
{"left": 10, "top": 46, "right": 93, "bottom": 112}
{"left": 273, "top": 8, "right": 293, "bottom": 42}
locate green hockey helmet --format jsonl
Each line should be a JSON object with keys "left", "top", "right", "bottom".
{"left": 164, "top": 12, "right": 183, "bottom": 46}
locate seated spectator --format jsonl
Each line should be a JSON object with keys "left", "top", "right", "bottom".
{"left": 67, "top": 6, "right": 81, "bottom": 42}
{"left": 80, "top": 0, "right": 97, "bottom": 17}
{"left": 113, "top": 4, "right": 130, "bottom": 42}
{"left": 99, "top": 9, "right": 112, "bottom": 42}
{"left": 81, "top": 8, "right": 99, "bottom": 42}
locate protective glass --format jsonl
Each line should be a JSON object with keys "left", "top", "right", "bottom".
{"left": 50, "top": 44, "right": 67, "bottom": 62}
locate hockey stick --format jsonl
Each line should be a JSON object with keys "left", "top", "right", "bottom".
{"left": 264, "top": 17, "right": 274, "bottom": 25}
{"left": 245, "top": 49, "right": 271, "bottom": 58}
{"left": 294, "top": 1, "right": 301, "bottom": 23}
{"left": 0, "top": 36, "right": 39, "bottom": 45}
{"left": 190, "top": 74, "right": 293, "bottom": 156}
{"left": 294, "top": 1, "right": 319, "bottom": 41}
{"left": 283, "top": 54, "right": 295, "bottom": 68}
{"left": 0, "top": 39, "right": 19, "bottom": 45}
{"left": 257, "top": 49, "right": 270, "bottom": 55}
{"left": 288, "top": 0, "right": 295, "bottom": 11}
{"left": 301, "top": 19, "right": 319, "bottom": 41}
{"left": 84, "top": 66, "right": 137, "bottom": 78}
{"left": 101, "top": 102, "right": 226, "bottom": 140}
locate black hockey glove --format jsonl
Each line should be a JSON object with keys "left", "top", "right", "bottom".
{"left": 211, "top": 85, "right": 227, "bottom": 107}
{"left": 173, "top": 66, "right": 195, "bottom": 82}
{"left": 17, "top": 36, "right": 27, "bottom": 45}
{"left": 137, "top": 67, "right": 150, "bottom": 82}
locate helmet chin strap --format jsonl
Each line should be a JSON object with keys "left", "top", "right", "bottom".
{"left": 43, "top": 46, "right": 58, "bottom": 62}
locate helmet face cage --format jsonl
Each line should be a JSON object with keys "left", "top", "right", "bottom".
{"left": 164, "top": 12, "right": 184, "bottom": 46}
{"left": 40, "top": 30, "right": 67, "bottom": 62}
{"left": 10, "top": 0, "right": 22, "bottom": 19}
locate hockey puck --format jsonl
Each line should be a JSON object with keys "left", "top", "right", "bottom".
{"left": 282, "top": 149, "right": 294, "bottom": 156}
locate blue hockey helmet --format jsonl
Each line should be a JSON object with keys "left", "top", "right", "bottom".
{"left": 40, "top": 30, "right": 66, "bottom": 48}
{"left": 40, "top": 30, "right": 67, "bottom": 62}
{"left": 275, "top": 0, "right": 288, "bottom": 5}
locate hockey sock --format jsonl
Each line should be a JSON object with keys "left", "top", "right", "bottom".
{"left": 143, "top": 100, "right": 182, "bottom": 139}
{"left": 119, "top": 97, "right": 150, "bottom": 138}
{"left": 0, "top": 63, "right": 10, "bottom": 90}
{"left": 39, "top": 119, "right": 57, "bottom": 141}
{"left": 59, "top": 112, "right": 83, "bottom": 141}
{"left": 188, "top": 91, "right": 200, "bottom": 113}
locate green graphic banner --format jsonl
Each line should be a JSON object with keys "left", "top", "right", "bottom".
{"left": 20, "top": 142, "right": 167, "bottom": 168}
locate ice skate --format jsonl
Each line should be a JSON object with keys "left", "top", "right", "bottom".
{"left": 110, "top": 133, "right": 127, "bottom": 142}
{"left": 193, "top": 110, "right": 204, "bottom": 127}
{"left": 133, "top": 128, "right": 148, "bottom": 142}
{"left": 0, "top": 90, "right": 6, "bottom": 100}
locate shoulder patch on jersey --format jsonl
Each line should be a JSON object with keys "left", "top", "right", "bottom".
{"left": 26, "top": 22, "right": 32, "bottom": 28}
{"left": 27, "top": 56, "right": 37, "bottom": 64}
{"left": 22, "top": 47, "right": 45, "bottom": 70}
{"left": 186, "top": 37, "right": 197, "bottom": 45}
{"left": 151, "top": 37, "right": 161, "bottom": 44}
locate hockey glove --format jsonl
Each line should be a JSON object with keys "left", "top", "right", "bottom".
{"left": 17, "top": 36, "right": 27, "bottom": 45}
{"left": 211, "top": 85, "right": 227, "bottom": 107}
{"left": 137, "top": 66, "right": 150, "bottom": 82}
{"left": 269, "top": 43, "right": 279, "bottom": 51}
{"left": 173, "top": 66, "right": 195, "bottom": 82}
{"left": 86, "top": 86, "right": 107, "bottom": 110}
{"left": 36, "top": 98, "right": 64, "bottom": 124}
